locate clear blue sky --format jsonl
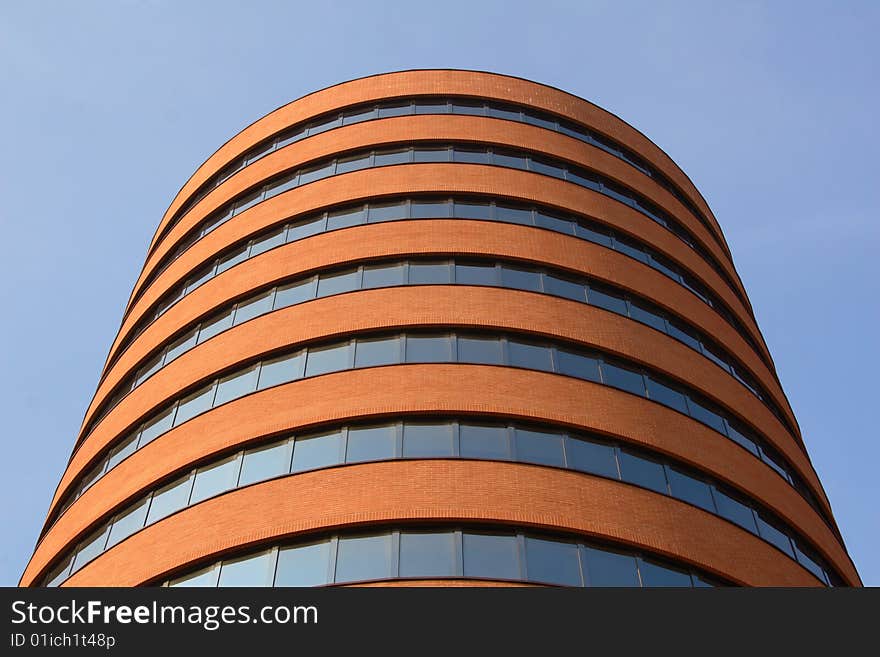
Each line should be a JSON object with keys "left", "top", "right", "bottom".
{"left": 1, "top": 1, "right": 876, "bottom": 587}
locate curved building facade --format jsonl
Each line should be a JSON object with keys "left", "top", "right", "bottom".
{"left": 22, "top": 70, "right": 860, "bottom": 587}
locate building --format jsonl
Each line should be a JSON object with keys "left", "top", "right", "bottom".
{"left": 21, "top": 70, "right": 860, "bottom": 587}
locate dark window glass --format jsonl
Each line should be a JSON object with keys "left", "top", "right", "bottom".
{"left": 602, "top": 362, "right": 646, "bottom": 396}
{"left": 335, "top": 534, "right": 393, "bottom": 583}
{"left": 530, "top": 158, "right": 565, "bottom": 178}
{"left": 414, "top": 100, "right": 449, "bottom": 114}
{"left": 186, "top": 263, "right": 217, "bottom": 293}
{"left": 378, "top": 103, "right": 412, "bottom": 118}
{"left": 405, "top": 334, "right": 452, "bottom": 363}
{"left": 507, "top": 340, "right": 553, "bottom": 372}
{"left": 214, "top": 365, "right": 259, "bottom": 406}
{"left": 500, "top": 266, "right": 542, "bottom": 291}
{"left": 342, "top": 106, "right": 377, "bottom": 125}
{"left": 135, "top": 353, "right": 163, "bottom": 386}
{"left": 638, "top": 559, "right": 692, "bottom": 587}
{"left": 197, "top": 308, "right": 234, "bottom": 344}
{"left": 307, "top": 115, "right": 342, "bottom": 136}
{"left": 173, "top": 384, "right": 216, "bottom": 426}
{"left": 701, "top": 342, "right": 732, "bottom": 373}
{"left": 239, "top": 440, "right": 292, "bottom": 486}
{"left": 522, "top": 113, "right": 557, "bottom": 130}
{"left": 287, "top": 215, "right": 326, "bottom": 241}
{"left": 459, "top": 424, "right": 510, "bottom": 460}
{"left": 413, "top": 147, "right": 450, "bottom": 163}
{"left": 292, "top": 431, "right": 344, "bottom": 472}
{"left": 305, "top": 343, "right": 351, "bottom": 377}
{"left": 794, "top": 542, "right": 828, "bottom": 583}
{"left": 514, "top": 428, "right": 565, "bottom": 467}
{"left": 544, "top": 275, "right": 586, "bottom": 302}
{"left": 452, "top": 148, "right": 490, "bottom": 164}
{"left": 565, "top": 437, "right": 618, "bottom": 479}
{"left": 462, "top": 533, "right": 519, "bottom": 580}
{"left": 408, "top": 260, "right": 452, "bottom": 284}
{"left": 725, "top": 422, "right": 760, "bottom": 456}
{"left": 138, "top": 407, "right": 175, "bottom": 445}
{"left": 362, "top": 262, "right": 406, "bottom": 288}
{"left": 582, "top": 547, "right": 640, "bottom": 587}
{"left": 45, "top": 555, "right": 74, "bottom": 587}
{"left": 402, "top": 423, "right": 454, "bottom": 458}
{"left": 233, "top": 292, "right": 273, "bottom": 326}
{"left": 317, "top": 269, "right": 359, "bottom": 297}
{"left": 756, "top": 515, "right": 795, "bottom": 558}
{"left": 274, "top": 277, "right": 317, "bottom": 309}
{"left": 106, "top": 498, "right": 149, "bottom": 548}
{"left": 603, "top": 183, "right": 635, "bottom": 207}
{"left": 145, "top": 475, "right": 193, "bottom": 524}
{"left": 325, "top": 206, "right": 365, "bottom": 230}
{"left": 559, "top": 122, "right": 587, "bottom": 141}
{"left": 455, "top": 262, "right": 497, "bottom": 285}
{"left": 666, "top": 467, "right": 715, "bottom": 512}
{"left": 688, "top": 398, "right": 727, "bottom": 434}
{"left": 666, "top": 320, "right": 703, "bottom": 351}
{"left": 257, "top": 351, "right": 305, "bottom": 390}
{"left": 216, "top": 246, "right": 248, "bottom": 275}
{"left": 354, "top": 336, "right": 401, "bottom": 368}
{"left": 575, "top": 223, "right": 613, "bottom": 247}
{"left": 232, "top": 190, "right": 262, "bottom": 216}
{"left": 495, "top": 204, "right": 533, "bottom": 225}
{"left": 190, "top": 455, "right": 241, "bottom": 504}
{"left": 276, "top": 127, "right": 306, "bottom": 148}
{"left": 487, "top": 106, "right": 521, "bottom": 121}
{"left": 410, "top": 200, "right": 451, "bottom": 218}
{"left": 374, "top": 149, "right": 411, "bottom": 166}
{"left": 106, "top": 432, "right": 139, "bottom": 470}
{"left": 219, "top": 551, "right": 275, "bottom": 587}
{"left": 646, "top": 378, "right": 689, "bottom": 414}
{"left": 491, "top": 150, "right": 528, "bottom": 169}
{"left": 628, "top": 302, "right": 668, "bottom": 332}
{"left": 555, "top": 349, "right": 600, "bottom": 382}
{"left": 612, "top": 236, "right": 649, "bottom": 263}
{"left": 618, "top": 449, "right": 668, "bottom": 494}
{"left": 457, "top": 336, "right": 503, "bottom": 365}
{"left": 525, "top": 537, "right": 581, "bottom": 586}
{"left": 714, "top": 488, "right": 758, "bottom": 533}
{"left": 399, "top": 531, "right": 456, "bottom": 577}
{"left": 588, "top": 286, "right": 628, "bottom": 315}
{"left": 758, "top": 446, "right": 792, "bottom": 482}
{"left": 275, "top": 541, "right": 331, "bottom": 587}
{"left": 648, "top": 253, "right": 682, "bottom": 282}
{"left": 346, "top": 425, "right": 397, "bottom": 463}
{"left": 334, "top": 154, "right": 371, "bottom": 175}
{"left": 298, "top": 162, "right": 334, "bottom": 185}
{"left": 453, "top": 201, "right": 492, "bottom": 220}
{"left": 451, "top": 100, "right": 486, "bottom": 116}
{"left": 367, "top": 202, "right": 408, "bottom": 222}
{"left": 535, "top": 212, "right": 575, "bottom": 234}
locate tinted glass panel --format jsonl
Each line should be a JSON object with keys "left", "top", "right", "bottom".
{"left": 408, "top": 261, "right": 452, "bottom": 284}
{"left": 291, "top": 431, "right": 344, "bottom": 472}
{"left": 275, "top": 541, "right": 331, "bottom": 587}
{"left": 725, "top": 423, "right": 759, "bottom": 456}
{"left": 164, "top": 329, "right": 198, "bottom": 364}
{"left": 582, "top": 547, "right": 640, "bottom": 587}
{"left": 368, "top": 202, "right": 408, "bottom": 222}
{"left": 453, "top": 201, "right": 492, "bottom": 219}
{"left": 305, "top": 343, "right": 351, "bottom": 376}
{"left": 399, "top": 532, "right": 456, "bottom": 577}
{"left": 190, "top": 455, "right": 241, "bottom": 504}
{"left": 298, "top": 162, "right": 334, "bottom": 185}
{"left": 135, "top": 354, "right": 163, "bottom": 385}
{"left": 317, "top": 269, "right": 359, "bottom": 297}
{"left": 138, "top": 407, "right": 175, "bottom": 445}
{"left": 756, "top": 515, "right": 795, "bottom": 557}
{"left": 402, "top": 423, "right": 454, "bottom": 458}
{"left": 544, "top": 275, "right": 586, "bottom": 302}
{"left": 501, "top": 266, "right": 542, "bottom": 291}
{"left": 405, "top": 334, "right": 452, "bottom": 363}
{"left": 307, "top": 115, "right": 341, "bottom": 135}
{"left": 565, "top": 437, "right": 619, "bottom": 479}
{"left": 274, "top": 277, "right": 317, "bottom": 308}
{"left": 530, "top": 158, "right": 565, "bottom": 178}
{"left": 173, "top": 384, "right": 216, "bottom": 426}
{"left": 145, "top": 475, "right": 193, "bottom": 524}
{"left": 612, "top": 236, "right": 649, "bottom": 263}
{"left": 555, "top": 349, "right": 600, "bottom": 382}
{"left": 514, "top": 428, "right": 565, "bottom": 467}
{"left": 106, "top": 498, "right": 149, "bottom": 548}
{"left": 169, "top": 565, "right": 218, "bottom": 587}
{"left": 688, "top": 398, "right": 727, "bottom": 434}
{"left": 575, "top": 223, "right": 613, "bottom": 247}
{"left": 457, "top": 336, "right": 503, "bottom": 365}
{"left": 507, "top": 340, "right": 553, "bottom": 371}
{"left": 588, "top": 287, "right": 628, "bottom": 315}
{"left": 454, "top": 262, "right": 497, "bottom": 285}
{"left": 462, "top": 533, "right": 519, "bottom": 580}
{"left": 326, "top": 206, "right": 365, "bottom": 230}
{"left": 410, "top": 200, "right": 450, "bottom": 218}
{"left": 618, "top": 450, "right": 668, "bottom": 494}
{"left": 412, "top": 148, "right": 450, "bottom": 162}
{"left": 638, "top": 559, "right": 693, "bottom": 587}
{"left": 185, "top": 264, "right": 214, "bottom": 294}
{"left": 451, "top": 100, "right": 486, "bottom": 115}
{"left": 342, "top": 107, "right": 377, "bottom": 125}
{"left": 495, "top": 205, "right": 533, "bottom": 225}
{"left": 106, "top": 433, "right": 139, "bottom": 470}
{"left": 335, "top": 534, "right": 393, "bottom": 583}
{"left": 257, "top": 351, "right": 305, "bottom": 390}
{"left": 73, "top": 527, "right": 108, "bottom": 570}
{"left": 646, "top": 379, "right": 689, "bottom": 414}
{"left": 362, "top": 263, "right": 405, "bottom": 288}
{"left": 535, "top": 212, "right": 574, "bottom": 234}
{"left": 666, "top": 321, "right": 702, "bottom": 350}
{"left": 601, "top": 363, "right": 646, "bottom": 396}
{"left": 377, "top": 103, "right": 412, "bottom": 118}
{"left": 354, "top": 336, "right": 401, "bottom": 367}
{"left": 216, "top": 246, "right": 248, "bottom": 274}
{"left": 334, "top": 155, "right": 371, "bottom": 175}
{"left": 414, "top": 100, "right": 450, "bottom": 114}
{"left": 197, "top": 309, "right": 234, "bottom": 344}
{"left": 219, "top": 551, "right": 274, "bottom": 587}
{"left": 233, "top": 291, "right": 273, "bottom": 325}
{"left": 345, "top": 425, "right": 396, "bottom": 463}
{"left": 239, "top": 440, "right": 292, "bottom": 486}
{"left": 629, "top": 302, "right": 668, "bottom": 332}
{"left": 459, "top": 424, "right": 510, "bottom": 460}
{"left": 525, "top": 537, "right": 581, "bottom": 586}
{"left": 714, "top": 489, "right": 758, "bottom": 533}
{"left": 214, "top": 365, "right": 259, "bottom": 406}
{"left": 287, "top": 216, "right": 326, "bottom": 240}
{"left": 666, "top": 467, "right": 715, "bottom": 512}
{"left": 452, "top": 149, "right": 490, "bottom": 164}
{"left": 374, "top": 149, "right": 411, "bottom": 166}
{"left": 487, "top": 106, "right": 521, "bottom": 121}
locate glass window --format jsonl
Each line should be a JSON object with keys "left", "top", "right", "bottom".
{"left": 452, "top": 148, "right": 490, "bottom": 164}
{"left": 78, "top": 459, "right": 107, "bottom": 493}
{"left": 565, "top": 437, "right": 619, "bottom": 479}
{"left": 291, "top": 430, "right": 344, "bottom": 472}
{"left": 628, "top": 302, "right": 668, "bottom": 332}
{"left": 135, "top": 353, "right": 163, "bottom": 386}
{"left": 666, "top": 467, "right": 715, "bottom": 512}
{"left": 277, "top": 127, "right": 305, "bottom": 148}
{"left": 701, "top": 342, "right": 732, "bottom": 373}
{"left": 307, "top": 115, "right": 341, "bottom": 136}
{"left": 374, "top": 149, "right": 411, "bottom": 166}
{"left": 164, "top": 329, "right": 198, "bottom": 364}
{"left": 334, "top": 154, "right": 371, "bottom": 175}
{"left": 582, "top": 547, "right": 641, "bottom": 587}
{"left": 72, "top": 526, "right": 109, "bottom": 571}
{"left": 507, "top": 339, "right": 554, "bottom": 372}
{"left": 233, "top": 291, "right": 274, "bottom": 326}
{"left": 106, "top": 498, "right": 149, "bottom": 548}
{"left": 687, "top": 398, "right": 727, "bottom": 434}
{"left": 756, "top": 515, "right": 795, "bottom": 558}
{"left": 713, "top": 488, "right": 758, "bottom": 533}
{"left": 378, "top": 103, "right": 412, "bottom": 118}
{"left": 495, "top": 204, "right": 533, "bottom": 225}
{"left": 454, "top": 262, "right": 498, "bottom": 285}
{"left": 335, "top": 533, "right": 393, "bottom": 583}
{"left": 525, "top": 537, "right": 581, "bottom": 586}
{"left": 275, "top": 541, "right": 331, "bottom": 587}
{"left": 487, "top": 105, "right": 521, "bottom": 121}
{"left": 758, "top": 446, "right": 792, "bottom": 482}
{"left": 274, "top": 277, "right": 317, "bottom": 309}
{"left": 451, "top": 100, "right": 486, "bottom": 115}
{"left": 501, "top": 266, "right": 542, "bottom": 292}
{"left": 522, "top": 113, "right": 557, "bottom": 130}
{"left": 249, "top": 228, "right": 286, "bottom": 257}
{"left": 575, "top": 223, "right": 613, "bottom": 247}
{"left": 648, "top": 253, "right": 682, "bottom": 281}
{"left": 402, "top": 423, "right": 454, "bottom": 458}
{"left": 412, "top": 147, "right": 450, "bottom": 163}
{"left": 638, "top": 559, "right": 693, "bottom": 587}
{"left": 169, "top": 565, "right": 218, "bottom": 587}
{"left": 345, "top": 425, "right": 397, "bottom": 463}
{"left": 305, "top": 343, "right": 352, "bottom": 377}
{"left": 410, "top": 200, "right": 451, "bottom": 218}
{"left": 239, "top": 440, "right": 292, "bottom": 486}
{"left": 362, "top": 262, "right": 406, "bottom": 288}
{"left": 106, "top": 432, "right": 139, "bottom": 470}
{"left": 216, "top": 245, "right": 248, "bottom": 275}
{"left": 342, "top": 106, "right": 377, "bottom": 125}
{"left": 263, "top": 173, "right": 298, "bottom": 199}
{"left": 367, "top": 201, "right": 408, "bottom": 222}
{"left": 257, "top": 351, "right": 305, "bottom": 390}
{"left": 196, "top": 308, "right": 234, "bottom": 344}
{"left": 326, "top": 206, "right": 366, "bottom": 231}
{"left": 287, "top": 216, "right": 327, "bottom": 243}
{"left": 408, "top": 260, "right": 452, "bottom": 284}
{"left": 399, "top": 531, "right": 456, "bottom": 578}
{"left": 602, "top": 362, "right": 646, "bottom": 396}
{"left": 725, "top": 422, "right": 759, "bottom": 456}
{"left": 317, "top": 268, "right": 360, "bottom": 297}
{"left": 138, "top": 407, "right": 175, "bottom": 446}
{"left": 646, "top": 378, "right": 689, "bottom": 414}
{"left": 459, "top": 423, "right": 511, "bottom": 460}
{"left": 618, "top": 449, "right": 668, "bottom": 494}
{"left": 555, "top": 349, "right": 601, "bottom": 382}
{"left": 457, "top": 336, "right": 503, "bottom": 365}
{"left": 185, "top": 263, "right": 217, "bottom": 294}
{"left": 452, "top": 200, "right": 492, "bottom": 220}
{"left": 173, "top": 383, "right": 216, "bottom": 426}
{"left": 414, "top": 100, "right": 449, "bottom": 114}
{"left": 492, "top": 150, "right": 528, "bottom": 169}
{"left": 544, "top": 275, "right": 586, "bottom": 302}
{"left": 354, "top": 336, "right": 401, "bottom": 368}
{"left": 145, "top": 475, "right": 193, "bottom": 524}
{"left": 218, "top": 550, "right": 275, "bottom": 587}
{"left": 794, "top": 542, "right": 828, "bottom": 583}
{"left": 462, "top": 532, "right": 520, "bottom": 580}
{"left": 530, "top": 158, "right": 565, "bottom": 178}
{"left": 535, "top": 212, "right": 575, "bottom": 234}
{"left": 514, "top": 428, "right": 565, "bottom": 467}
{"left": 612, "top": 236, "right": 649, "bottom": 264}
{"left": 189, "top": 455, "right": 242, "bottom": 504}
{"left": 405, "top": 334, "right": 452, "bottom": 363}
{"left": 587, "top": 286, "right": 628, "bottom": 315}
{"left": 666, "top": 321, "right": 702, "bottom": 351}
{"left": 232, "top": 190, "right": 262, "bottom": 216}
{"left": 44, "top": 554, "right": 74, "bottom": 587}
{"left": 214, "top": 365, "right": 259, "bottom": 406}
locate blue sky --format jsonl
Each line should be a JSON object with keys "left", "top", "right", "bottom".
{"left": 0, "top": 1, "right": 876, "bottom": 586}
